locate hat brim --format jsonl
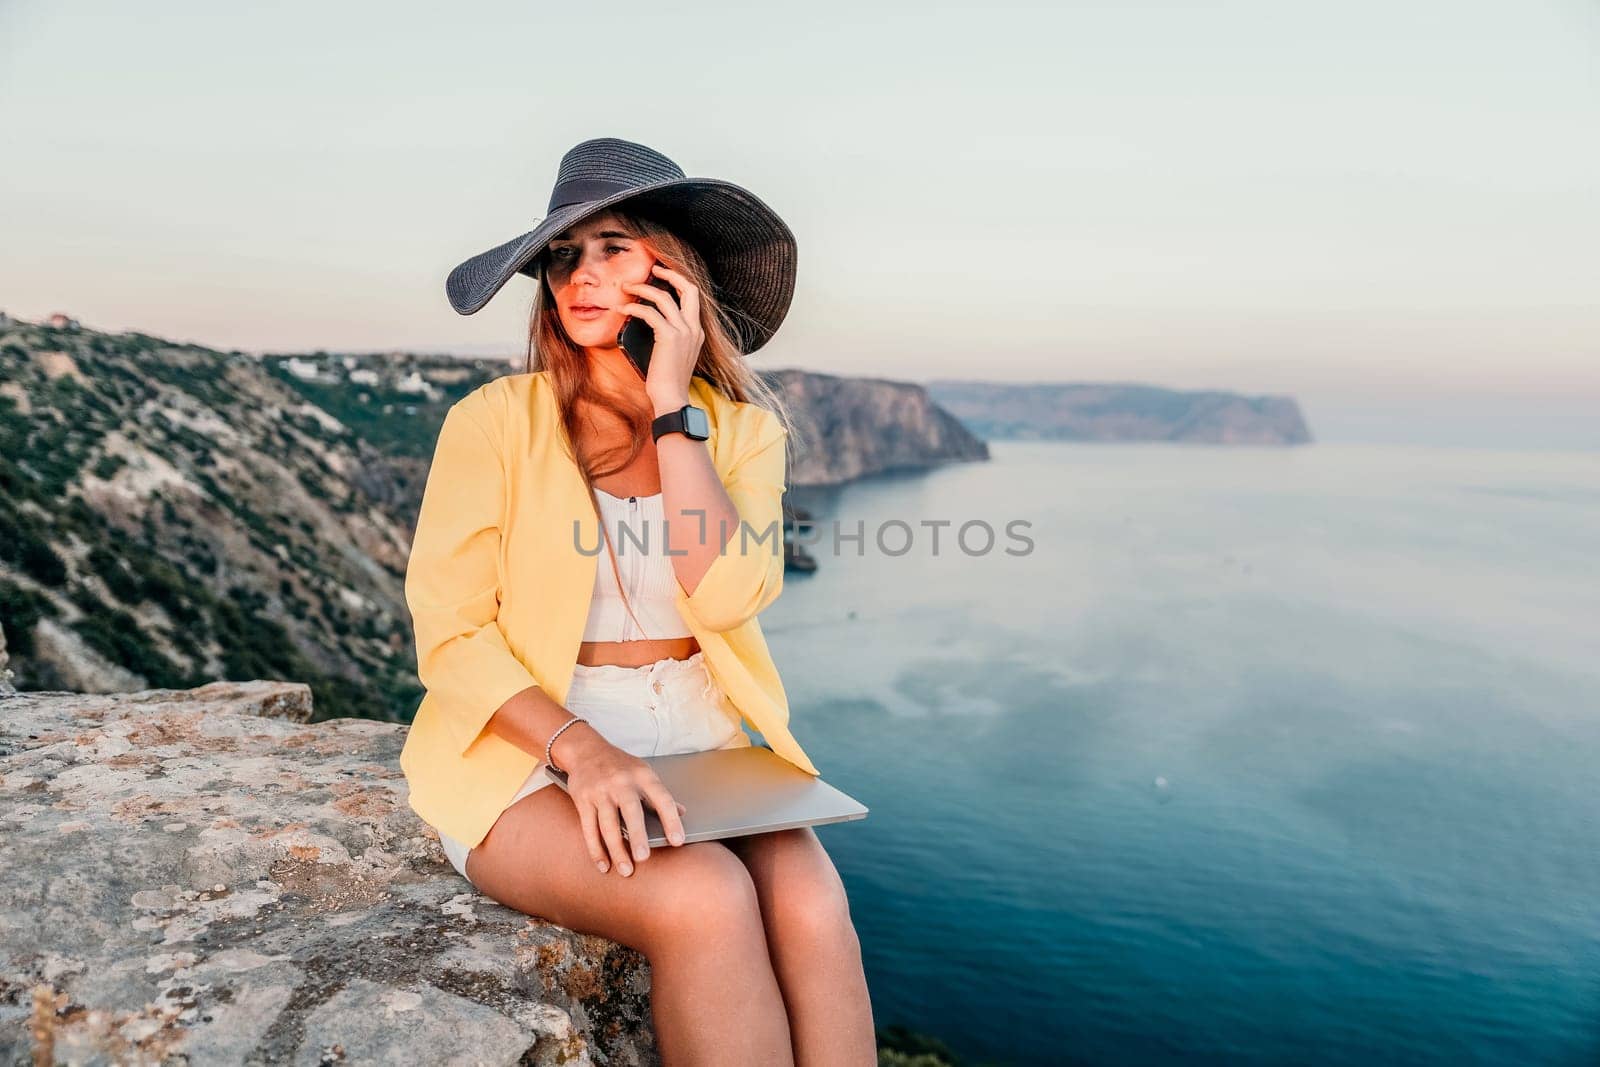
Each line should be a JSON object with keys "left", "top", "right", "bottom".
{"left": 445, "top": 178, "right": 797, "bottom": 355}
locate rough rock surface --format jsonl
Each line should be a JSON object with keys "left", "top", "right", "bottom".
{"left": 0, "top": 681, "right": 658, "bottom": 1066}
{"left": 0, "top": 621, "right": 13, "bottom": 696}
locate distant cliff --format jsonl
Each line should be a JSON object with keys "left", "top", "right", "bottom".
{"left": 925, "top": 379, "right": 1313, "bottom": 445}
{"left": 763, "top": 369, "right": 990, "bottom": 486}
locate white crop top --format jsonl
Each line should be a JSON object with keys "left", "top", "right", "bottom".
{"left": 581, "top": 488, "right": 694, "bottom": 642}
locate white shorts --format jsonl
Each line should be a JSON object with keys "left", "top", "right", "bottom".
{"left": 436, "top": 650, "right": 751, "bottom": 888}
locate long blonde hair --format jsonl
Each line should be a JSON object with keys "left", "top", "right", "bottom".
{"left": 521, "top": 207, "right": 797, "bottom": 638}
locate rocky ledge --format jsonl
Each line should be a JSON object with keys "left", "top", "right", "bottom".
{"left": 0, "top": 681, "right": 657, "bottom": 1066}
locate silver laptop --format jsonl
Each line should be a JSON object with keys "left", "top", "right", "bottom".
{"left": 543, "top": 743, "right": 868, "bottom": 847}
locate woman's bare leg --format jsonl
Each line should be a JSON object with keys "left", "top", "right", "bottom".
{"left": 465, "top": 786, "right": 794, "bottom": 1066}
{"left": 726, "top": 827, "right": 876, "bottom": 1066}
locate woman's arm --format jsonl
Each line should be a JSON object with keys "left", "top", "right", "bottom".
{"left": 655, "top": 396, "right": 789, "bottom": 633}
{"left": 627, "top": 263, "right": 789, "bottom": 633}
{"left": 406, "top": 393, "right": 599, "bottom": 760}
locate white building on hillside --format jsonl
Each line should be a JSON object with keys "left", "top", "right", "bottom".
{"left": 394, "top": 370, "right": 441, "bottom": 400}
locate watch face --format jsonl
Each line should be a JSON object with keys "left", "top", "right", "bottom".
{"left": 684, "top": 405, "right": 710, "bottom": 439}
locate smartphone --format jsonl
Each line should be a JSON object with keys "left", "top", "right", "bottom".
{"left": 617, "top": 275, "right": 679, "bottom": 380}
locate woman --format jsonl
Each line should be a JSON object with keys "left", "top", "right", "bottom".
{"left": 397, "top": 138, "right": 875, "bottom": 1066}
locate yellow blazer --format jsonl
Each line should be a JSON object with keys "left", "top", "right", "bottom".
{"left": 398, "top": 370, "right": 821, "bottom": 849}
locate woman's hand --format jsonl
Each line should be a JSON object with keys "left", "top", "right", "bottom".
{"left": 621, "top": 262, "right": 703, "bottom": 411}
{"left": 557, "top": 730, "right": 690, "bottom": 876}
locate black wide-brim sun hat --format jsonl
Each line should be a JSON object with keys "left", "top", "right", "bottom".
{"left": 446, "top": 137, "right": 798, "bottom": 355}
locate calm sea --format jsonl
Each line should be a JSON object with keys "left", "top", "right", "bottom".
{"left": 772, "top": 441, "right": 1600, "bottom": 1066}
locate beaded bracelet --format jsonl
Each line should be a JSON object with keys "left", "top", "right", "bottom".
{"left": 545, "top": 714, "right": 589, "bottom": 773}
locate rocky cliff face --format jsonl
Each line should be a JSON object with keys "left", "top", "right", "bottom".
{"left": 0, "top": 682, "right": 657, "bottom": 1066}
{"left": 925, "top": 379, "right": 1313, "bottom": 445}
{"left": 0, "top": 320, "right": 443, "bottom": 721}
{"left": 766, "top": 369, "right": 990, "bottom": 486}
{"left": 0, "top": 319, "right": 987, "bottom": 718}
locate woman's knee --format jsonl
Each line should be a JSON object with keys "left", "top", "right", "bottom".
{"left": 639, "top": 842, "right": 763, "bottom": 946}
{"left": 750, "top": 833, "right": 859, "bottom": 950}
{"left": 777, "top": 875, "right": 856, "bottom": 951}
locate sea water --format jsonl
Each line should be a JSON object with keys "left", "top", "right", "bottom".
{"left": 773, "top": 441, "right": 1600, "bottom": 1066}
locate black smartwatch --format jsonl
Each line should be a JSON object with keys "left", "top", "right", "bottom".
{"left": 651, "top": 403, "right": 710, "bottom": 443}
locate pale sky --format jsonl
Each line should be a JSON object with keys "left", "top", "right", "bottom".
{"left": 2, "top": 0, "right": 1596, "bottom": 447}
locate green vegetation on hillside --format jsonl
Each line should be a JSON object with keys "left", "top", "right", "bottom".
{"left": 264, "top": 354, "right": 492, "bottom": 458}
{"left": 0, "top": 324, "right": 423, "bottom": 722}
